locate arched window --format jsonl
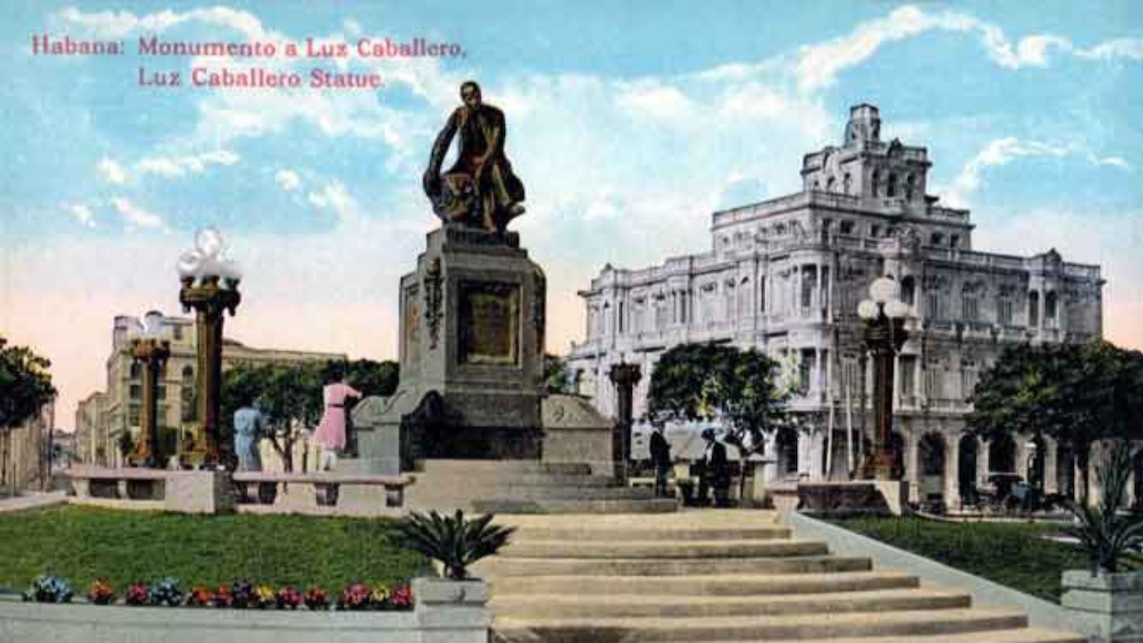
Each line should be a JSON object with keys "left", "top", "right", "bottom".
{"left": 758, "top": 280, "right": 766, "bottom": 313}
{"left": 1028, "top": 291, "right": 1040, "bottom": 327}
{"left": 826, "top": 176, "right": 836, "bottom": 193}
{"left": 988, "top": 435, "right": 1016, "bottom": 474}
{"left": 1045, "top": 291, "right": 1058, "bottom": 327}
{"left": 129, "top": 362, "right": 142, "bottom": 380}
{"left": 777, "top": 427, "right": 799, "bottom": 476}
{"left": 900, "top": 276, "right": 916, "bottom": 306}
{"left": 905, "top": 174, "right": 915, "bottom": 201}
{"left": 843, "top": 173, "right": 852, "bottom": 195}
{"left": 887, "top": 173, "right": 898, "bottom": 197}
{"left": 930, "top": 232, "right": 944, "bottom": 246}
{"left": 871, "top": 170, "right": 880, "bottom": 197}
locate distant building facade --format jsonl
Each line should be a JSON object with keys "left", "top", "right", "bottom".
{"left": 567, "top": 104, "right": 1105, "bottom": 508}
{"left": 1, "top": 400, "right": 54, "bottom": 493}
{"left": 75, "top": 313, "right": 346, "bottom": 468}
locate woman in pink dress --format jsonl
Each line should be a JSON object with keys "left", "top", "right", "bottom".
{"left": 313, "top": 376, "right": 362, "bottom": 471}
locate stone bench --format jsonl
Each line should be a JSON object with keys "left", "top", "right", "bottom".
{"left": 231, "top": 471, "right": 416, "bottom": 514}
{"left": 65, "top": 467, "right": 168, "bottom": 502}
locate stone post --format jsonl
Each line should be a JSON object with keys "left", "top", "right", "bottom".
{"left": 943, "top": 434, "right": 961, "bottom": 510}
{"left": 1062, "top": 570, "right": 1143, "bottom": 643}
{"left": 412, "top": 578, "right": 492, "bottom": 643}
{"left": 608, "top": 360, "right": 641, "bottom": 484}
{"left": 1044, "top": 438, "right": 1059, "bottom": 494}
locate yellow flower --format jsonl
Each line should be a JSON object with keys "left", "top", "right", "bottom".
{"left": 371, "top": 584, "right": 391, "bottom": 603}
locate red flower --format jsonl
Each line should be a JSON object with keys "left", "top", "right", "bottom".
{"left": 389, "top": 584, "right": 413, "bottom": 609}
{"left": 187, "top": 586, "right": 215, "bottom": 607}
{"left": 125, "top": 583, "right": 149, "bottom": 606}
{"left": 212, "top": 585, "right": 233, "bottom": 607}
{"left": 303, "top": 587, "right": 329, "bottom": 610}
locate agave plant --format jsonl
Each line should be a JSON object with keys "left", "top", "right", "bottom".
{"left": 1064, "top": 441, "right": 1143, "bottom": 575}
{"left": 391, "top": 510, "right": 515, "bottom": 580}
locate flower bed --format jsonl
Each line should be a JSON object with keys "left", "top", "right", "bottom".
{"left": 19, "top": 574, "right": 414, "bottom": 611}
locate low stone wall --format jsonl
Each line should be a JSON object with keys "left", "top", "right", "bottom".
{"left": 0, "top": 578, "right": 489, "bottom": 643}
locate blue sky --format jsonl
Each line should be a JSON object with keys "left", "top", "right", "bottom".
{"left": 2, "top": 2, "right": 1141, "bottom": 426}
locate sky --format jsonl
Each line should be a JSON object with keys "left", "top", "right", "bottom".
{"left": 2, "top": 1, "right": 1142, "bottom": 429}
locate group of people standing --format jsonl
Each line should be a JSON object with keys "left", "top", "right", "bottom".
{"left": 649, "top": 425, "right": 732, "bottom": 508}
{"left": 232, "top": 373, "right": 362, "bottom": 474}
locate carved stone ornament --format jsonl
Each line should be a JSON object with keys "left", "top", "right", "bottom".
{"left": 424, "top": 257, "right": 443, "bottom": 349}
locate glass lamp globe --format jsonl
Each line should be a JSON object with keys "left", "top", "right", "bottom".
{"left": 177, "top": 250, "right": 203, "bottom": 278}
{"left": 884, "top": 300, "right": 910, "bottom": 319}
{"left": 143, "top": 311, "right": 164, "bottom": 336}
{"left": 196, "top": 227, "right": 225, "bottom": 259}
{"left": 857, "top": 299, "right": 879, "bottom": 320}
{"left": 869, "top": 276, "right": 900, "bottom": 304}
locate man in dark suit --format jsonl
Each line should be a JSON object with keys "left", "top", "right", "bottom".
{"left": 649, "top": 424, "right": 672, "bottom": 497}
{"left": 699, "top": 429, "right": 731, "bottom": 507}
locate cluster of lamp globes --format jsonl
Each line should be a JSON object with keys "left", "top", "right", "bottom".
{"left": 176, "top": 227, "right": 242, "bottom": 287}
{"left": 857, "top": 276, "right": 910, "bottom": 321}
{"left": 126, "top": 310, "right": 168, "bottom": 341}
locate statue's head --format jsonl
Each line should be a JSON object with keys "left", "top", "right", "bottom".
{"left": 460, "top": 81, "right": 482, "bottom": 109}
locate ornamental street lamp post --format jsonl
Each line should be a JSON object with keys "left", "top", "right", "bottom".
{"left": 177, "top": 229, "right": 241, "bottom": 468}
{"left": 129, "top": 311, "right": 171, "bottom": 467}
{"left": 857, "top": 276, "right": 909, "bottom": 481}
{"left": 609, "top": 359, "right": 642, "bottom": 484}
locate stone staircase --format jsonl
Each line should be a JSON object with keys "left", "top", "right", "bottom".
{"left": 478, "top": 511, "right": 1084, "bottom": 643}
{"left": 404, "top": 460, "right": 678, "bottom": 514}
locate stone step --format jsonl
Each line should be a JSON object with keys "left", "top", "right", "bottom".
{"left": 412, "top": 486, "right": 656, "bottom": 504}
{"left": 416, "top": 473, "right": 620, "bottom": 488}
{"left": 488, "top": 570, "right": 919, "bottom": 597}
{"left": 511, "top": 526, "right": 793, "bottom": 542}
{"left": 784, "top": 629, "right": 1086, "bottom": 643}
{"left": 491, "top": 607, "right": 1028, "bottom": 643}
{"left": 498, "top": 539, "right": 829, "bottom": 559}
{"left": 416, "top": 460, "right": 594, "bottom": 475}
{"left": 472, "top": 498, "right": 679, "bottom": 515}
{"left": 490, "top": 587, "right": 970, "bottom": 618}
{"left": 476, "top": 554, "right": 873, "bottom": 577}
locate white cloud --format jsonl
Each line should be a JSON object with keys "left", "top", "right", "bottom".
{"left": 615, "top": 82, "right": 694, "bottom": 119}
{"left": 793, "top": 5, "right": 1143, "bottom": 91}
{"left": 943, "top": 138, "right": 1131, "bottom": 207}
{"left": 275, "top": 169, "right": 302, "bottom": 192}
{"left": 97, "top": 157, "right": 126, "bottom": 184}
{"left": 68, "top": 204, "right": 96, "bottom": 227}
{"left": 307, "top": 180, "right": 359, "bottom": 221}
{"left": 111, "top": 197, "right": 165, "bottom": 229}
{"left": 56, "top": 6, "right": 275, "bottom": 42}
{"left": 135, "top": 149, "right": 239, "bottom": 178}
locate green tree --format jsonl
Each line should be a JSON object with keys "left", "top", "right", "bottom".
{"left": 968, "top": 341, "right": 1143, "bottom": 503}
{"left": 221, "top": 358, "right": 400, "bottom": 471}
{"left": 1, "top": 337, "right": 57, "bottom": 493}
{"left": 644, "top": 342, "right": 791, "bottom": 497}
{"left": 543, "top": 353, "right": 574, "bottom": 394}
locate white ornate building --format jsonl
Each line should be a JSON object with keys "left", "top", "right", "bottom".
{"left": 567, "top": 104, "right": 1105, "bottom": 508}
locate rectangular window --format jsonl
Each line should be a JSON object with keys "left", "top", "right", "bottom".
{"left": 840, "top": 221, "right": 855, "bottom": 234}
{"left": 129, "top": 405, "right": 141, "bottom": 428}
{"left": 925, "top": 293, "right": 942, "bottom": 320}
{"left": 961, "top": 296, "right": 979, "bottom": 321}
{"left": 998, "top": 299, "right": 1013, "bottom": 325}
{"left": 173, "top": 325, "right": 183, "bottom": 341}
{"left": 156, "top": 385, "right": 166, "bottom": 401}
{"left": 899, "top": 356, "right": 917, "bottom": 402}
{"left": 798, "top": 349, "right": 815, "bottom": 395}
{"left": 129, "top": 384, "right": 142, "bottom": 400}
{"left": 870, "top": 224, "right": 881, "bottom": 238}
{"left": 618, "top": 302, "right": 625, "bottom": 334}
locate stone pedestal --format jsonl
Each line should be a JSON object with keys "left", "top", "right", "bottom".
{"left": 164, "top": 471, "right": 234, "bottom": 514}
{"left": 1062, "top": 570, "right": 1143, "bottom": 642}
{"left": 411, "top": 578, "right": 492, "bottom": 643}
{"left": 346, "top": 224, "right": 548, "bottom": 473}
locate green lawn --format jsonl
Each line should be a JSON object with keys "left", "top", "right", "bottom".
{"left": 0, "top": 506, "right": 427, "bottom": 595}
{"left": 831, "top": 516, "right": 1089, "bottom": 603}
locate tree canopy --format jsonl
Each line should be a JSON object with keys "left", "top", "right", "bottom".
{"left": 967, "top": 340, "right": 1143, "bottom": 500}
{"left": 644, "top": 342, "right": 791, "bottom": 460}
{"left": 220, "top": 358, "right": 399, "bottom": 471}
{"left": 0, "top": 337, "right": 57, "bottom": 429}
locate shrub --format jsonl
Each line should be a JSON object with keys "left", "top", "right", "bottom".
{"left": 23, "top": 575, "right": 74, "bottom": 604}
{"left": 391, "top": 510, "right": 515, "bottom": 580}
{"left": 275, "top": 586, "right": 303, "bottom": 610}
{"left": 87, "top": 579, "right": 116, "bottom": 605}
{"left": 125, "top": 583, "right": 149, "bottom": 606}
{"left": 148, "top": 577, "right": 184, "bottom": 607}
{"left": 187, "top": 586, "right": 215, "bottom": 607}
{"left": 338, "top": 582, "right": 372, "bottom": 610}
{"left": 303, "top": 587, "right": 330, "bottom": 610}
